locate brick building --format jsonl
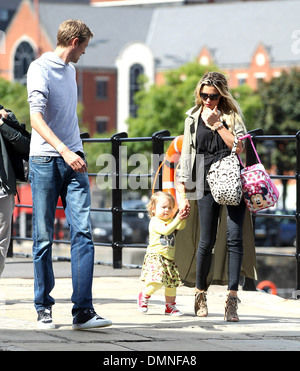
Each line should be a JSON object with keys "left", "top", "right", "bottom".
{"left": 0, "top": 0, "right": 299, "bottom": 134}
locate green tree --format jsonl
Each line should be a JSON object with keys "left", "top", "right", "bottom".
{"left": 0, "top": 78, "right": 30, "bottom": 125}
{"left": 231, "top": 84, "right": 263, "bottom": 131}
{"left": 257, "top": 69, "right": 300, "bottom": 135}
{"left": 255, "top": 69, "right": 300, "bottom": 209}
{"left": 127, "top": 61, "right": 219, "bottom": 153}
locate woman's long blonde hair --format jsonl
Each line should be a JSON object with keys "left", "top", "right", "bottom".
{"left": 194, "top": 72, "right": 244, "bottom": 133}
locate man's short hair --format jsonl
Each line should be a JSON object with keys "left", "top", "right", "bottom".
{"left": 57, "top": 19, "right": 94, "bottom": 47}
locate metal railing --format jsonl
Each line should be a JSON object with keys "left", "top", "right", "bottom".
{"left": 248, "top": 131, "right": 300, "bottom": 299}
{"left": 10, "top": 130, "right": 300, "bottom": 298}
{"left": 10, "top": 130, "right": 171, "bottom": 259}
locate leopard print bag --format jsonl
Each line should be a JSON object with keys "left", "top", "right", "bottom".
{"left": 206, "top": 137, "right": 242, "bottom": 206}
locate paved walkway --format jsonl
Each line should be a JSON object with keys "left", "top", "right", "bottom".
{"left": 0, "top": 257, "right": 300, "bottom": 352}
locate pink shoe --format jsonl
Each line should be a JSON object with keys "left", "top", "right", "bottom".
{"left": 137, "top": 292, "right": 150, "bottom": 313}
{"left": 165, "top": 302, "right": 183, "bottom": 316}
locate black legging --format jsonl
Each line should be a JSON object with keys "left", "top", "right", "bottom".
{"left": 196, "top": 192, "right": 246, "bottom": 291}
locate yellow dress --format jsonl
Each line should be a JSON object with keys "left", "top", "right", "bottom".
{"left": 140, "top": 216, "right": 186, "bottom": 288}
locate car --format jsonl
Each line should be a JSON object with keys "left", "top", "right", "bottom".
{"left": 253, "top": 213, "right": 280, "bottom": 247}
{"left": 122, "top": 199, "right": 150, "bottom": 244}
{"left": 277, "top": 210, "right": 296, "bottom": 247}
{"left": 253, "top": 209, "right": 296, "bottom": 247}
{"left": 61, "top": 201, "right": 149, "bottom": 245}
{"left": 90, "top": 211, "right": 133, "bottom": 244}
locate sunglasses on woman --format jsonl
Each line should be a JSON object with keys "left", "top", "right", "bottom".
{"left": 200, "top": 93, "right": 221, "bottom": 101}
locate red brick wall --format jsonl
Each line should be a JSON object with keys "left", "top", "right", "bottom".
{"left": 78, "top": 70, "right": 117, "bottom": 135}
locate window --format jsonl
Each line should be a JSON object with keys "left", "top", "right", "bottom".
{"left": 14, "top": 41, "right": 35, "bottom": 84}
{"left": 96, "top": 77, "right": 109, "bottom": 99}
{"left": 236, "top": 73, "right": 248, "bottom": 86}
{"left": 238, "top": 77, "right": 247, "bottom": 86}
{"left": 129, "top": 64, "right": 144, "bottom": 118}
{"left": 95, "top": 117, "right": 108, "bottom": 134}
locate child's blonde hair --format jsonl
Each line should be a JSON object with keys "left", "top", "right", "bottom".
{"left": 147, "top": 191, "right": 175, "bottom": 217}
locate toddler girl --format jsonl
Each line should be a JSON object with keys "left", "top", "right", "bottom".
{"left": 138, "top": 191, "right": 188, "bottom": 316}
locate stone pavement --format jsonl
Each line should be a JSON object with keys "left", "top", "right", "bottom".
{"left": 0, "top": 257, "right": 300, "bottom": 353}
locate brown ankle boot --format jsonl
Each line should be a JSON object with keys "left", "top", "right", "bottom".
{"left": 194, "top": 291, "right": 208, "bottom": 317}
{"left": 224, "top": 294, "right": 240, "bottom": 322}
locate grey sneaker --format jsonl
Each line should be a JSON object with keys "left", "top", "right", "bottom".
{"left": 37, "top": 308, "right": 56, "bottom": 329}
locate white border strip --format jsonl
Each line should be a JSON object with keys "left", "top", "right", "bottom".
{"left": 92, "top": 0, "right": 182, "bottom": 7}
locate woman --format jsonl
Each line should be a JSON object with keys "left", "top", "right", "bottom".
{"left": 177, "top": 72, "right": 253, "bottom": 322}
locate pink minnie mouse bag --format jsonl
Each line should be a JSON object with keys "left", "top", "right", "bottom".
{"left": 238, "top": 134, "right": 279, "bottom": 213}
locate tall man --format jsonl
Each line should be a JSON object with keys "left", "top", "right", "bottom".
{"left": 27, "top": 19, "right": 112, "bottom": 330}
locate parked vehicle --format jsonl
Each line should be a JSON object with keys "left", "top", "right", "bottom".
{"left": 122, "top": 199, "right": 150, "bottom": 244}
{"left": 254, "top": 213, "right": 280, "bottom": 247}
{"left": 13, "top": 197, "right": 151, "bottom": 245}
{"left": 91, "top": 211, "right": 133, "bottom": 244}
{"left": 91, "top": 199, "right": 150, "bottom": 245}
{"left": 254, "top": 209, "right": 296, "bottom": 247}
{"left": 277, "top": 211, "right": 296, "bottom": 247}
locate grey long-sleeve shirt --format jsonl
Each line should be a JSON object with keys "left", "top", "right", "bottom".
{"left": 27, "top": 52, "right": 83, "bottom": 157}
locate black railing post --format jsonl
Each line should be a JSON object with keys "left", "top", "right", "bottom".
{"left": 246, "top": 129, "right": 264, "bottom": 166}
{"left": 111, "top": 132, "right": 128, "bottom": 269}
{"left": 152, "top": 130, "right": 170, "bottom": 192}
{"left": 292, "top": 131, "right": 300, "bottom": 299}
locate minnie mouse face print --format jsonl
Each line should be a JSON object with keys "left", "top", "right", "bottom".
{"left": 243, "top": 185, "right": 268, "bottom": 210}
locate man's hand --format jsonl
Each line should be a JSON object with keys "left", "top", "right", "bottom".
{"left": 59, "top": 145, "right": 87, "bottom": 173}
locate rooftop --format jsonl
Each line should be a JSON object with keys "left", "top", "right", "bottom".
{"left": 35, "top": 0, "right": 300, "bottom": 69}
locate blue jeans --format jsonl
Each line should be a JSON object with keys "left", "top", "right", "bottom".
{"left": 29, "top": 156, "right": 94, "bottom": 315}
{"left": 196, "top": 192, "right": 246, "bottom": 291}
